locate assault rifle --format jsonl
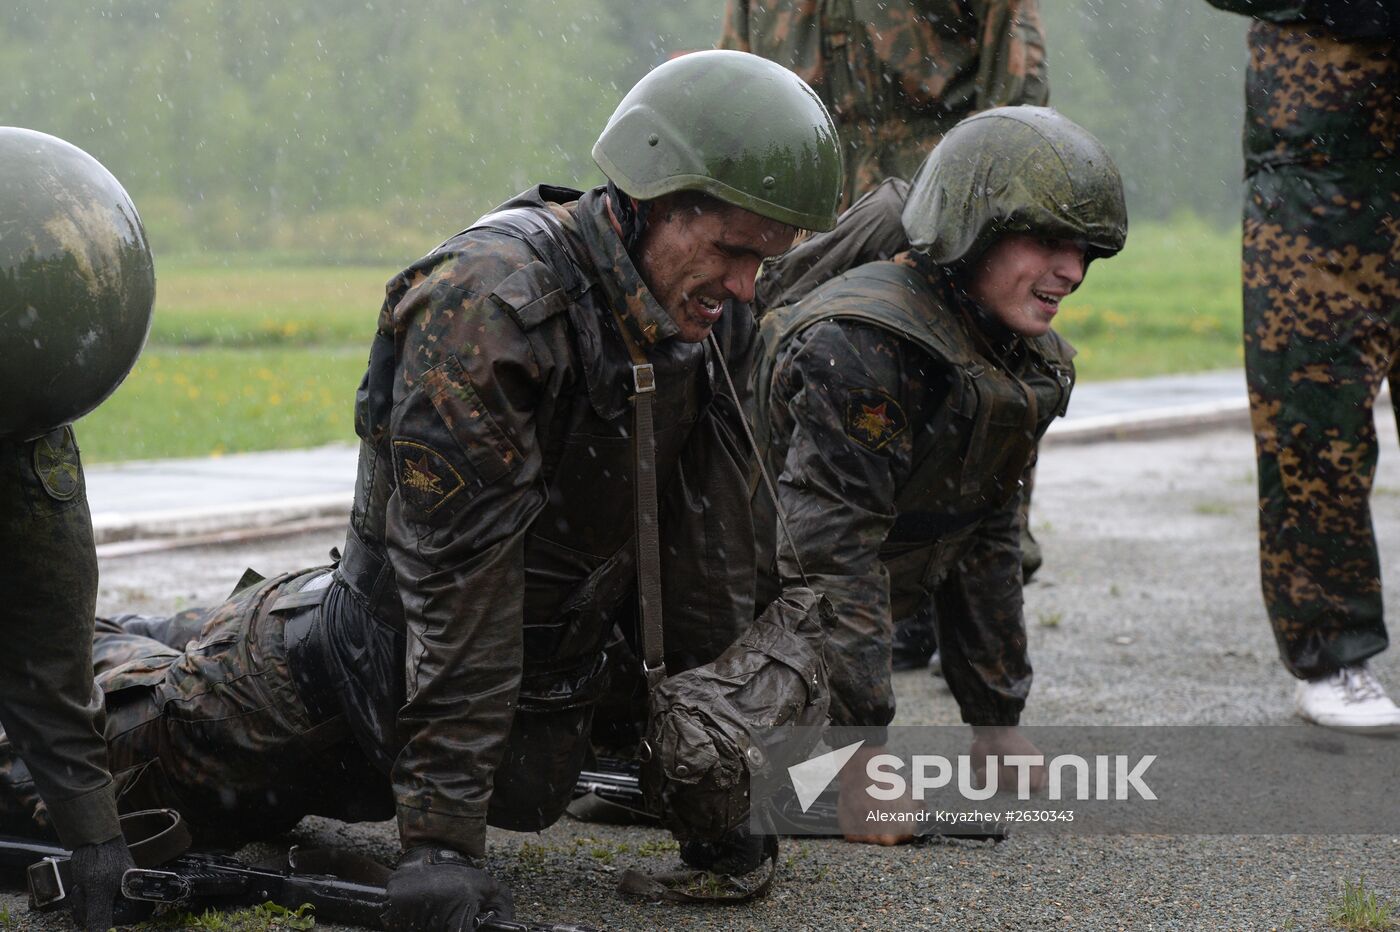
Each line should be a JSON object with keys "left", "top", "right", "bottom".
{"left": 573, "top": 757, "right": 1006, "bottom": 842}
{"left": 0, "top": 810, "right": 599, "bottom": 932}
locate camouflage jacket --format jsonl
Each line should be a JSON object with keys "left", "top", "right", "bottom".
{"left": 759, "top": 254, "right": 1073, "bottom": 731}
{"left": 340, "top": 185, "right": 758, "bottom": 857}
{"left": 720, "top": 0, "right": 1049, "bottom": 199}
{"left": 1239, "top": 18, "right": 1398, "bottom": 174}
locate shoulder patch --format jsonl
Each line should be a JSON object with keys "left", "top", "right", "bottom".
{"left": 33, "top": 427, "right": 82, "bottom": 501}
{"left": 844, "top": 389, "right": 907, "bottom": 452}
{"left": 393, "top": 440, "right": 467, "bottom": 516}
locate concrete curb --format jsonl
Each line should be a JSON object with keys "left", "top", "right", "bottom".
{"left": 93, "top": 493, "right": 352, "bottom": 546}
{"left": 1044, "top": 399, "right": 1250, "bottom": 446}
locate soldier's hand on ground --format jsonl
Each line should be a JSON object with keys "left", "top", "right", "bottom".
{"left": 384, "top": 845, "right": 514, "bottom": 932}
{"left": 837, "top": 745, "right": 921, "bottom": 845}
{"left": 67, "top": 834, "right": 134, "bottom": 932}
{"left": 970, "top": 726, "right": 1046, "bottom": 795}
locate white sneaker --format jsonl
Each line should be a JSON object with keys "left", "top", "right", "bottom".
{"left": 1295, "top": 664, "right": 1400, "bottom": 734}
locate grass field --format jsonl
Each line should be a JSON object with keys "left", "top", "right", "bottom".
{"left": 74, "top": 218, "right": 1244, "bottom": 462}
{"left": 1055, "top": 215, "right": 1244, "bottom": 379}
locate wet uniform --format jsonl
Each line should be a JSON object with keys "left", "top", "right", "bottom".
{"left": 0, "top": 186, "right": 758, "bottom": 859}
{"left": 1215, "top": 4, "right": 1400, "bottom": 676}
{"left": 756, "top": 252, "right": 1073, "bottom": 733}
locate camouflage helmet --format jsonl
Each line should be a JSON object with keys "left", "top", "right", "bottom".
{"left": 593, "top": 50, "right": 843, "bottom": 232}
{"left": 901, "top": 106, "right": 1127, "bottom": 267}
{"left": 641, "top": 588, "right": 832, "bottom": 841}
{"left": 0, "top": 128, "right": 155, "bottom": 440}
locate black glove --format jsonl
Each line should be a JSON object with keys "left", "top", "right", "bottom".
{"left": 384, "top": 845, "right": 514, "bottom": 932}
{"left": 679, "top": 830, "right": 776, "bottom": 876}
{"left": 68, "top": 835, "right": 135, "bottom": 932}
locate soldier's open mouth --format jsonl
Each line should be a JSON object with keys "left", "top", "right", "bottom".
{"left": 693, "top": 294, "right": 725, "bottom": 322}
{"left": 1032, "top": 289, "right": 1062, "bottom": 308}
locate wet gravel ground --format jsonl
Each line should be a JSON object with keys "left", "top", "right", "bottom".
{"left": 5, "top": 423, "right": 1400, "bottom": 930}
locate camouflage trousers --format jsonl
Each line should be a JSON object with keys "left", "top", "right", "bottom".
{"left": 0, "top": 566, "right": 601, "bottom": 848}
{"left": 0, "top": 570, "right": 391, "bottom": 846}
{"left": 837, "top": 113, "right": 953, "bottom": 210}
{"left": 1243, "top": 159, "right": 1400, "bottom": 678}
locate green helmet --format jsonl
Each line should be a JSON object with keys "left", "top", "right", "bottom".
{"left": 1, "top": 127, "right": 155, "bottom": 440}
{"left": 901, "top": 106, "right": 1128, "bottom": 267}
{"left": 593, "top": 50, "right": 843, "bottom": 232}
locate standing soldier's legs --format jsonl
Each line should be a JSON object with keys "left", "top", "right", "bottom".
{"left": 1244, "top": 162, "right": 1400, "bottom": 678}
{"left": 0, "top": 427, "right": 121, "bottom": 848}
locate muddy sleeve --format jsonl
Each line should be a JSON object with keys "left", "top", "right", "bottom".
{"left": 382, "top": 247, "right": 550, "bottom": 859}
{"left": 771, "top": 321, "right": 925, "bottom": 741}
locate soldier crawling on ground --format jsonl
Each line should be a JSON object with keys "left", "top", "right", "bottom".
{"left": 723, "top": 0, "right": 1056, "bottom": 670}
{"left": 751, "top": 107, "right": 1129, "bottom": 843}
{"left": 0, "top": 50, "right": 842, "bottom": 931}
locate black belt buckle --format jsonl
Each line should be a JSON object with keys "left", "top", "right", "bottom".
{"left": 26, "top": 856, "right": 66, "bottom": 909}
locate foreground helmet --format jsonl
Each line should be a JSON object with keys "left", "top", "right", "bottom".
{"left": 642, "top": 588, "right": 832, "bottom": 840}
{"left": 902, "top": 106, "right": 1127, "bottom": 267}
{"left": 593, "top": 50, "right": 843, "bottom": 232}
{"left": 0, "top": 128, "right": 155, "bottom": 440}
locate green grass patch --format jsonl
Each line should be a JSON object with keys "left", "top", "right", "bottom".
{"left": 134, "top": 901, "right": 316, "bottom": 931}
{"left": 150, "top": 259, "right": 396, "bottom": 348}
{"left": 76, "top": 347, "right": 365, "bottom": 462}
{"left": 1057, "top": 216, "right": 1243, "bottom": 381}
{"left": 1330, "top": 878, "right": 1397, "bottom": 931}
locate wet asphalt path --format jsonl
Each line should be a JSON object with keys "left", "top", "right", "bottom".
{"left": 5, "top": 423, "right": 1400, "bottom": 930}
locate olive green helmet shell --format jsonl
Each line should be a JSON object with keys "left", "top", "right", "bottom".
{"left": 593, "top": 50, "right": 843, "bottom": 232}
{"left": 901, "top": 106, "right": 1128, "bottom": 267}
{"left": 1, "top": 127, "right": 155, "bottom": 440}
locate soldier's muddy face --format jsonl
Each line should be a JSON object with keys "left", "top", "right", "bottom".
{"left": 966, "top": 234, "right": 1086, "bottom": 337}
{"left": 635, "top": 200, "right": 795, "bottom": 342}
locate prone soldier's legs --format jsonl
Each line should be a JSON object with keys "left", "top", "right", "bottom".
{"left": 101, "top": 609, "right": 209, "bottom": 652}
{"left": 1, "top": 572, "right": 383, "bottom": 845}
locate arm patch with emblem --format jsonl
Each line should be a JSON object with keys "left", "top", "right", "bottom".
{"left": 844, "top": 388, "right": 907, "bottom": 452}
{"left": 393, "top": 440, "right": 467, "bottom": 516}
{"left": 393, "top": 354, "right": 522, "bottom": 521}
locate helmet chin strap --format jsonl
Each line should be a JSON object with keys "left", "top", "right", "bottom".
{"left": 606, "top": 180, "right": 651, "bottom": 254}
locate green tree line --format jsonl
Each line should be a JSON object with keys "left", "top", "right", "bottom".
{"left": 2, "top": 0, "right": 1249, "bottom": 264}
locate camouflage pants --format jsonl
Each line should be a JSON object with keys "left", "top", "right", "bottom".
{"left": 837, "top": 114, "right": 951, "bottom": 210}
{"left": 1243, "top": 159, "right": 1400, "bottom": 678}
{"left": 0, "top": 570, "right": 389, "bottom": 846}
{"left": 0, "top": 566, "right": 597, "bottom": 847}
